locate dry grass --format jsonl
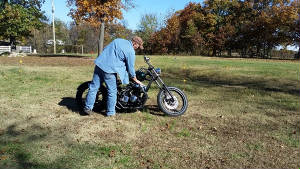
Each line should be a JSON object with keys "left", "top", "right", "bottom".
{"left": 0, "top": 55, "right": 299, "bottom": 169}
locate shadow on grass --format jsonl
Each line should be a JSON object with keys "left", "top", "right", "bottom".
{"left": 163, "top": 68, "right": 300, "bottom": 96}
{"left": 195, "top": 75, "right": 299, "bottom": 96}
{"left": 0, "top": 123, "right": 64, "bottom": 169}
{"left": 0, "top": 122, "right": 124, "bottom": 169}
{"left": 143, "top": 105, "right": 165, "bottom": 116}
{"left": 58, "top": 97, "right": 166, "bottom": 117}
{"left": 58, "top": 97, "right": 107, "bottom": 116}
{"left": 58, "top": 97, "right": 81, "bottom": 113}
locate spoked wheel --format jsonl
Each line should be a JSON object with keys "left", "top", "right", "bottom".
{"left": 76, "top": 81, "right": 107, "bottom": 111}
{"left": 157, "top": 87, "right": 188, "bottom": 116}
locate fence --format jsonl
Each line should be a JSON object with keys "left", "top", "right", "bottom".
{"left": 0, "top": 46, "right": 11, "bottom": 54}
{"left": 16, "top": 46, "right": 32, "bottom": 53}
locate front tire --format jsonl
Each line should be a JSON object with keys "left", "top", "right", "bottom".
{"left": 157, "top": 87, "right": 188, "bottom": 116}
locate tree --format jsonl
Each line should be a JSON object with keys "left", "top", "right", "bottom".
{"left": 67, "top": 21, "right": 132, "bottom": 54}
{"left": 67, "top": 0, "right": 134, "bottom": 55}
{"left": 136, "top": 13, "right": 160, "bottom": 53}
{"left": 178, "top": 2, "right": 205, "bottom": 55}
{"left": 106, "top": 22, "right": 133, "bottom": 41}
{"left": 28, "top": 19, "right": 69, "bottom": 54}
{"left": 147, "top": 0, "right": 299, "bottom": 58}
{"left": 27, "top": 22, "right": 51, "bottom": 53}
{"left": 148, "top": 11, "right": 181, "bottom": 54}
{"left": 54, "top": 19, "right": 69, "bottom": 44}
{"left": 0, "top": 0, "right": 46, "bottom": 47}
{"left": 201, "top": 0, "right": 236, "bottom": 56}
{"left": 237, "top": 0, "right": 300, "bottom": 58}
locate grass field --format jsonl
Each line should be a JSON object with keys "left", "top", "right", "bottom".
{"left": 0, "top": 55, "right": 299, "bottom": 169}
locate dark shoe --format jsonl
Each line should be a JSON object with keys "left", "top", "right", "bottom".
{"left": 83, "top": 108, "right": 93, "bottom": 115}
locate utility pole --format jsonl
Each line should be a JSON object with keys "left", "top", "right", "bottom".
{"left": 52, "top": 0, "right": 56, "bottom": 54}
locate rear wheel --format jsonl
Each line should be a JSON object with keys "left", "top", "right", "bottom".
{"left": 76, "top": 81, "right": 107, "bottom": 111}
{"left": 157, "top": 87, "right": 188, "bottom": 116}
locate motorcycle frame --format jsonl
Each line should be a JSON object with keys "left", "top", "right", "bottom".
{"left": 116, "top": 56, "right": 175, "bottom": 110}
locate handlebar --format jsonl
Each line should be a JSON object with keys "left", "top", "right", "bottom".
{"left": 144, "top": 55, "right": 154, "bottom": 69}
{"left": 144, "top": 55, "right": 150, "bottom": 62}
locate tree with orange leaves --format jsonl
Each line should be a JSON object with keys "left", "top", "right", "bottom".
{"left": 67, "top": 0, "right": 134, "bottom": 54}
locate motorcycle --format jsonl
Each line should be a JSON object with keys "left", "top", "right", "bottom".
{"left": 76, "top": 55, "right": 188, "bottom": 116}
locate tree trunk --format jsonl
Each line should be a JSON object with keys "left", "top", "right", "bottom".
{"left": 98, "top": 22, "right": 105, "bottom": 56}
{"left": 295, "top": 51, "right": 300, "bottom": 60}
{"left": 256, "top": 46, "right": 260, "bottom": 58}
{"left": 9, "top": 36, "right": 16, "bottom": 49}
{"left": 212, "top": 48, "right": 217, "bottom": 56}
{"left": 228, "top": 49, "right": 232, "bottom": 57}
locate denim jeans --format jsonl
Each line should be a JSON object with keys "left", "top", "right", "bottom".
{"left": 85, "top": 66, "right": 117, "bottom": 116}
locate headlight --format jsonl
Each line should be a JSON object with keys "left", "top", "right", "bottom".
{"left": 136, "top": 70, "right": 146, "bottom": 81}
{"left": 155, "top": 68, "right": 161, "bottom": 75}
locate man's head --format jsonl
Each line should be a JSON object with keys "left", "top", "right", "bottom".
{"left": 132, "top": 36, "right": 144, "bottom": 50}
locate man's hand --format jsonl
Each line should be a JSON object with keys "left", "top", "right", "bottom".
{"left": 132, "top": 76, "right": 144, "bottom": 86}
{"left": 132, "top": 76, "right": 146, "bottom": 92}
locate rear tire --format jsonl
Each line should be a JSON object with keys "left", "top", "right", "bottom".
{"left": 157, "top": 87, "right": 188, "bottom": 116}
{"left": 76, "top": 81, "right": 107, "bottom": 111}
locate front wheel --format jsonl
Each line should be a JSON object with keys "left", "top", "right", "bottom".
{"left": 157, "top": 87, "right": 188, "bottom": 116}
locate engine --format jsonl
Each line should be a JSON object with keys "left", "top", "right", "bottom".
{"left": 117, "top": 82, "right": 148, "bottom": 110}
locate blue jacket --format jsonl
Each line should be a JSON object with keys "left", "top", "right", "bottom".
{"left": 94, "top": 38, "right": 136, "bottom": 84}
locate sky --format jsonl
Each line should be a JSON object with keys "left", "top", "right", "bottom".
{"left": 41, "top": 0, "right": 203, "bottom": 30}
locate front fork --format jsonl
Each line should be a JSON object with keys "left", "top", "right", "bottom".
{"left": 143, "top": 68, "right": 175, "bottom": 102}
{"left": 150, "top": 76, "right": 175, "bottom": 102}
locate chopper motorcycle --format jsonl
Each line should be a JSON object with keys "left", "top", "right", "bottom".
{"left": 76, "top": 56, "right": 188, "bottom": 116}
